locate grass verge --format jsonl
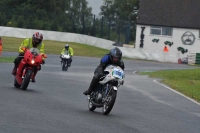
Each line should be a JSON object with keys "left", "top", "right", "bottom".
{"left": 140, "top": 69, "right": 200, "bottom": 103}
{"left": 0, "top": 57, "right": 15, "bottom": 63}
{"left": 1, "top": 36, "right": 110, "bottom": 57}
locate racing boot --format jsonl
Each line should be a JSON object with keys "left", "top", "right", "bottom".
{"left": 11, "top": 67, "right": 17, "bottom": 75}
{"left": 83, "top": 89, "right": 93, "bottom": 96}
{"left": 83, "top": 78, "right": 98, "bottom": 95}
{"left": 31, "top": 77, "right": 36, "bottom": 83}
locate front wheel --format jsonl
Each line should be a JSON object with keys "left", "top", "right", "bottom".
{"left": 88, "top": 100, "right": 96, "bottom": 111}
{"left": 21, "top": 69, "right": 32, "bottom": 90}
{"left": 62, "top": 60, "right": 68, "bottom": 71}
{"left": 62, "top": 60, "right": 65, "bottom": 71}
{"left": 102, "top": 89, "right": 117, "bottom": 115}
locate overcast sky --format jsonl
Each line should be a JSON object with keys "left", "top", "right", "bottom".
{"left": 86, "top": 0, "right": 104, "bottom": 16}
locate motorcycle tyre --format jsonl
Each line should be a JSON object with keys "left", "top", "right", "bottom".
{"left": 102, "top": 89, "right": 117, "bottom": 115}
{"left": 21, "top": 69, "right": 32, "bottom": 90}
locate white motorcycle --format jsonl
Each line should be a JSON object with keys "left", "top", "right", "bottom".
{"left": 61, "top": 51, "right": 71, "bottom": 71}
{"left": 87, "top": 65, "right": 125, "bottom": 115}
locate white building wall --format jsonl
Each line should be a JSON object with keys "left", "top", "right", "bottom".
{"left": 135, "top": 24, "right": 200, "bottom": 63}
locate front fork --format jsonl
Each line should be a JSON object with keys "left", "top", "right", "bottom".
{"left": 102, "top": 84, "right": 110, "bottom": 102}
{"left": 104, "top": 84, "right": 117, "bottom": 102}
{"left": 22, "top": 66, "right": 39, "bottom": 79}
{"left": 61, "top": 59, "right": 68, "bottom": 66}
{"left": 22, "top": 67, "right": 27, "bottom": 78}
{"left": 104, "top": 84, "right": 109, "bottom": 97}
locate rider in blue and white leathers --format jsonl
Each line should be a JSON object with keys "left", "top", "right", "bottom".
{"left": 83, "top": 47, "right": 125, "bottom": 95}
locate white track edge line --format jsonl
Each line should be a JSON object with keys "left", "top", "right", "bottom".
{"left": 153, "top": 80, "right": 200, "bottom": 106}
{"left": 133, "top": 71, "right": 138, "bottom": 74}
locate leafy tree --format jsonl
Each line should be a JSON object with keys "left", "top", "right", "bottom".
{"left": 0, "top": 0, "right": 93, "bottom": 33}
{"left": 0, "top": 0, "right": 138, "bottom": 43}
{"left": 99, "top": 0, "right": 140, "bottom": 42}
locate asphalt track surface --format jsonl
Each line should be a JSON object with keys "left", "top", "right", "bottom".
{"left": 0, "top": 52, "right": 200, "bottom": 133}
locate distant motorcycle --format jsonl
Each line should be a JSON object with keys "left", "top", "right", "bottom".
{"left": 87, "top": 65, "right": 125, "bottom": 115}
{"left": 61, "top": 51, "right": 71, "bottom": 71}
{"left": 14, "top": 47, "right": 47, "bottom": 90}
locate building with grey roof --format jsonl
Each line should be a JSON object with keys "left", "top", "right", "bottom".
{"left": 135, "top": 0, "right": 200, "bottom": 63}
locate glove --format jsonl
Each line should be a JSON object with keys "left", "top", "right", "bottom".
{"left": 42, "top": 60, "right": 45, "bottom": 65}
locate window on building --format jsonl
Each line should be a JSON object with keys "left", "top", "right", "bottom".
{"left": 150, "top": 26, "right": 173, "bottom": 36}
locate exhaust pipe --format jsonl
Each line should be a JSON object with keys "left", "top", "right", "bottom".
{"left": 91, "top": 101, "right": 103, "bottom": 107}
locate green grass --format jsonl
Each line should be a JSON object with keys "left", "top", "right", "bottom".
{"left": 140, "top": 69, "right": 200, "bottom": 102}
{"left": 0, "top": 57, "right": 15, "bottom": 63}
{"left": 2, "top": 36, "right": 109, "bottom": 57}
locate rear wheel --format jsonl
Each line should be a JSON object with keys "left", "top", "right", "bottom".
{"left": 102, "top": 88, "right": 117, "bottom": 115}
{"left": 14, "top": 78, "right": 21, "bottom": 88}
{"left": 21, "top": 69, "right": 32, "bottom": 90}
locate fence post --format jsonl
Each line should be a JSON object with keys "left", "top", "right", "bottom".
{"left": 100, "top": 16, "right": 103, "bottom": 38}
{"left": 92, "top": 15, "right": 96, "bottom": 36}
{"left": 82, "top": 14, "right": 85, "bottom": 34}
{"left": 118, "top": 20, "right": 121, "bottom": 42}
{"left": 108, "top": 18, "right": 110, "bottom": 40}
{"left": 72, "top": 18, "right": 75, "bottom": 33}
{"left": 125, "top": 21, "right": 130, "bottom": 44}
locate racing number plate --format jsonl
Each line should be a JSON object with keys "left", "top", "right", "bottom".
{"left": 113, "top": 69, "right": 123, "bottom": 79}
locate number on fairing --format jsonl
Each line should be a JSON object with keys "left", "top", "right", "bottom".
{"left": 113, "top": 69, "right": 123, "bottom": 79}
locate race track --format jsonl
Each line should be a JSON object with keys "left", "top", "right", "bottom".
{"left": 0, "top": 52, "right": 200, "bottom": 133}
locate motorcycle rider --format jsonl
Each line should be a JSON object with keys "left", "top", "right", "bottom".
{"left": 83, "top": 47, "right": 125, "bottom": 95}
{"left": 11, "top": 32, "right": 45, "bottom": 82}
{"left": 60, "top": 44, "right": 73, "bottom": 67}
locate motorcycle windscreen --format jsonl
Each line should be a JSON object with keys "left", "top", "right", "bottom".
{"left": 64, "top": 51, "right": 69, "bottom": 55}
{"left": 62, "top": 51, "right": 70, "bottom": 58}
{"left": 29, "top": 48, "right": 40, "bottom": 56}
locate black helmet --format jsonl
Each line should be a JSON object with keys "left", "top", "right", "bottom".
{"left": 65, "top": 44, "right": 69, "bottom": 49}
{"left": 109, "top": 47, "right": 122, "bottom": 62}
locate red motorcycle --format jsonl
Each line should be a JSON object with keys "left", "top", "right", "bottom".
{"left": 14, "top": 47, "right": 47, "bottom": 90}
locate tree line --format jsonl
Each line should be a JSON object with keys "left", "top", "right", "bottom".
{"left": 0, "top": 0, "right": 139, "bottom": 43}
